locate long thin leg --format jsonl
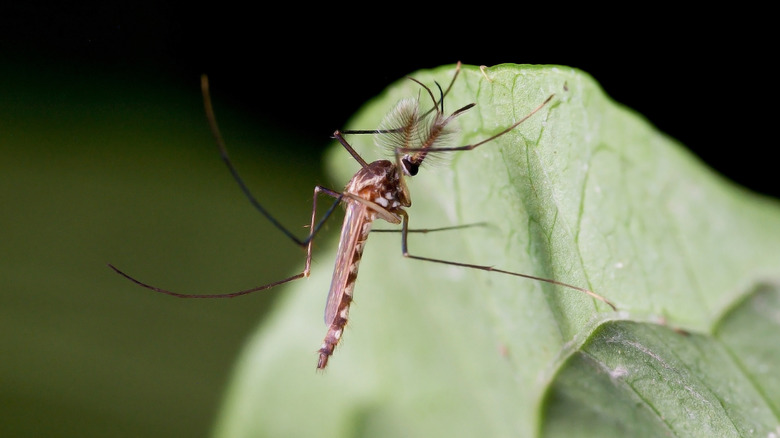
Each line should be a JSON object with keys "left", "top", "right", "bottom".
{"left": 396, "top": 211, "right": 617, "bottom": 310}
{"left": 397, "top": 94, "right": 556, "bottom": 157}
{"left": 371, "top": 222, "right": 488, "bottom": 234}
{"left": 332, "top": 131, "right": 370, "bottom": 169}
{"left": 108, "top": 185, "right": 344, "bottom": 298}
{"left": 336, "top": 62, "right": 465, "bottom": 138}
{"left": 201, "top": 74, "right": 341, "bottom": 247}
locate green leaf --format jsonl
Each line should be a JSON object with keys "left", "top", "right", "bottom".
{"left": 211, "top": 64, "right": 780, "bottom": 437}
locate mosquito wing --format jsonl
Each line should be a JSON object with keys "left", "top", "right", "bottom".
{"left": 324, "top": 201, "right": 371, "bottom": 325}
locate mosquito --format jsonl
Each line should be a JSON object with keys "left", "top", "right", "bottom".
{"left": 109, "top": 62, "right": 616, "bottom": 370}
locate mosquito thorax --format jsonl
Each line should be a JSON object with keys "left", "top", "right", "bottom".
{"left": 345, "top": 159, "right": 410, "bottom": 210}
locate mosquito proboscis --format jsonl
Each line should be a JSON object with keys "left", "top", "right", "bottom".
{"left": 109, "top": 62, "right": 617, "bottom": 370}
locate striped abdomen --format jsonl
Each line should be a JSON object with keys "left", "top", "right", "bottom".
{"left": 317, "top": 203, "right": 373, "bottom": 369}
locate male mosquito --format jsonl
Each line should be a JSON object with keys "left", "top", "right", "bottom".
{"left": 109, "top": 62, "right": 616, "bottom": 370}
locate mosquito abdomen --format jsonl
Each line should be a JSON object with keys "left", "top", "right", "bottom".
{"left": 317, "top": 221, "right": 367, "bottom": 370}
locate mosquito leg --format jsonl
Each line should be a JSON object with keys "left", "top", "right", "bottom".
{"left": 108, "top": 185, "right": 346, "bottom": 298}
{"left": 439, "top": 61, "right": 462, "bottom": 100}
{"left": 336, "top": 62, "right": 464, "bottom": 139}
{"left": 398, "top": 94, "right": 556, "bottom": 158}
{"left": 332, "top": 131, "right": 370, "bottom": 169}
{"left": 396, "top": 211, "right": 617, "bottom": 311}
{"left": 303, "top": 186, "right": 345, "bottom": 274}
{"left": 371, "top": 222, "right": 488, "bottom": 234}
{"left": 201, "top": 74, "right": 343, "bottom": 248}
{"left": 107, "top": 264, "right": 307, "bottom": 299}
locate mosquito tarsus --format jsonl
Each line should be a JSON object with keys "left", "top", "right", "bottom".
{"left": 109, "top": 62, "right": 617, "bottom": 370}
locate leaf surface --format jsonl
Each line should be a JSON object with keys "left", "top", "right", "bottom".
{"left": 212, "top": 64, "right": 780, "bottom": 437}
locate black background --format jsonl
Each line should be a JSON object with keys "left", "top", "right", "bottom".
{"left": 2, "top": 5, "right": 776, "bottom": 198}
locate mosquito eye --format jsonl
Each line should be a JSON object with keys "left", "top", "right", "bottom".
{"left": 402, "top": 157, "right": 419, "bottom": 176}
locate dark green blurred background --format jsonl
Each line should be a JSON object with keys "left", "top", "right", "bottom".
{"left": 1, "top": 5, "right": 774, "bottom": 437}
